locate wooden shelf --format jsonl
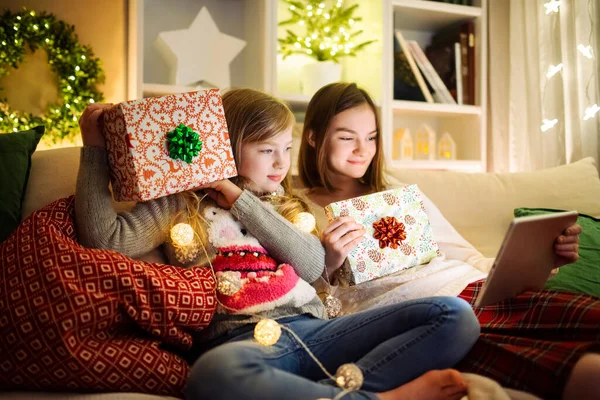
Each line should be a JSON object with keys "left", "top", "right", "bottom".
{"left": 392, "top": 0, "right": 481, "bottom": 31}
{"left": 391, "top": 159, "right": 483, "bottom": 172}
{"left": 392, "top": 100, "right": 481, "bottom": 116}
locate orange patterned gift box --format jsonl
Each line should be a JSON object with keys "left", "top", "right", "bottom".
{"left": 103, "top": 89, "right": 237, "bottom": 202}
{"left": 324, "top": 185, "right": 440, "bottom": 285}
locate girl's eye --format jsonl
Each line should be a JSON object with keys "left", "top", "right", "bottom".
{"left": 285, "top": 146, "right": 292, "bottom": 151}
{"left": 340, "top": 137, "right": 353, "bottom": 141}
{"left": 368, "top": 136, "right": 377, "bottom": 141}
{"left": 259, "top": 149, "right": 273, "bottom": 154}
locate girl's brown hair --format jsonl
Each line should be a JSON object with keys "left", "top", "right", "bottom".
{"left": 298, "top": 82, "right": 387, "bottom": 193}
{"left": 179, "top": 88, "right": 317, "bottom": 256}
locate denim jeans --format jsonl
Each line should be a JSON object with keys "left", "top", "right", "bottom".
{"left": 185, "top": 296, "right": 479, "bottom": 400}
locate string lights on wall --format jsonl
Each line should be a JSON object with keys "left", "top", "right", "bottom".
{"left": 541, "top": 0, "right": 598, "bottom": 132}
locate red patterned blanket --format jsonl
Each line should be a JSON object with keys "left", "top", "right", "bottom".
{"left": 0, "top": 196, "right": 216, "bottom": 396}
{"left": 458, "top": 280, "right": 600, "bottom": 399}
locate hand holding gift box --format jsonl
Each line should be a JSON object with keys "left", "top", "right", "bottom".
{"left": 324, "top": 185, "right": 440, "bottom": 285}
{"left": 103, "top": 89, "right": 238, "bottom": 202}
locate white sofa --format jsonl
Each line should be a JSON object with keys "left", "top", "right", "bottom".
{"left": 7, "top": 147, "right": 600, "bottom": 399}
{"left": 22, "top": 147, "right": 600, "bottom": 257}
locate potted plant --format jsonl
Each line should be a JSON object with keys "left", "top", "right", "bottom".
{"left": 279, "top": 0, "right": 376, "bottom": 95}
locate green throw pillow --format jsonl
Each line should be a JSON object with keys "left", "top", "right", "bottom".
{"left": 0, "top": 126, "right": 45, "bottom": 243}
{"left": 514, "top": 207, "right": 600, "bottom": 298}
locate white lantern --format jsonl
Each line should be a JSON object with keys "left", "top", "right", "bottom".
{"left": 393, "top": 128, "right": 414, "bottom": 161}
{"left": 438, "top": 132, "right": 456, "bottom": 160}
{"left": 415, "top": 124, "right": 436, "bottom": 161}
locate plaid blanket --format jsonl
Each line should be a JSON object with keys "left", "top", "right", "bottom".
{"left": 457, "top": 280, "right": 600, "bottom": 399}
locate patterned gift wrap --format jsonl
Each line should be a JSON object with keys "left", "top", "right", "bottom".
{"left": 103, "top": 89, "right": 237, "bottom": 202}
{"left": 325, "top": 185, "right": 439, "bottom": 284}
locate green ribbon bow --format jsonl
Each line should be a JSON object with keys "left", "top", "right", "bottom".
{"left": 166, "top": 124, "right": 203, "bottom": 164}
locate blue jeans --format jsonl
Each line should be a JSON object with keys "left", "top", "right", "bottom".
{"left": 185, "top": 296, "right": 479, "bottom": 400}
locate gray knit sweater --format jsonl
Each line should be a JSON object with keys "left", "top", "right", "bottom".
{"left": 75, "top": 146, "right": 327, "bottom": 341}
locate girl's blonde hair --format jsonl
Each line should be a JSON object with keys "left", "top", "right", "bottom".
{"left": 298, "top": 82, "right": 387, "bottom": 193}
{"left": 179, "top": 88, "right": 317, "bottom": 256}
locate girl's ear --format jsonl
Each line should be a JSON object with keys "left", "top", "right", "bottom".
{"left": 308, "top": 130, "right": 316, "bottom": 148}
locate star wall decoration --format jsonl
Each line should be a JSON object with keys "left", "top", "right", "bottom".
{"left": 155, "top": 7, "right": 246, "bottom": 88}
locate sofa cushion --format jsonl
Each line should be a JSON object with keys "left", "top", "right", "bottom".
{"left": 514, "top": 207, "right": 600, "bottom": 298}
{"left": 388, "top": 157, "right": 600, "bottom": 257}
{"left": 21, "top": 146, "right": 81, "bottom": 220}
{"left": 0, "top": 196, "right": 216, "bottom": 396}
{"left": 0, "top": 126, "right": 45, "bottom": 243}
{"left": 22, "top": 146, "right": 167, "bottom": 264}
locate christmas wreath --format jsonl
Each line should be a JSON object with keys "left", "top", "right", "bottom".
{"left": 0, "top": 8, "right": 104, "bottom": 143}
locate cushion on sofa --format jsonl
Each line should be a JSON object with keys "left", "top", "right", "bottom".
{"left": 21, "top": 146, "right": 167, "bottom": 263}
{"left": 388, "top": 157, "right": 600, "bottom": 257}
{"left": 0, "top": 126, "right": 45, "bottom": 243}
{"left": 0, "top": 196, "right": 216, "bottom": 396}
{"left": 514, "top": 207, "right": 600, "bottom": 298}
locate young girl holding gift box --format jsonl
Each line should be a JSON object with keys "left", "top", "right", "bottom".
{"left": 297, "top": 82, "right": 598, "bottom": 399}
{"left": 76, "top": 88, "right": 480, "bottom": 400}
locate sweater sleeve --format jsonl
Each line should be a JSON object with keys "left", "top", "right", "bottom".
{"left": 230, "top": 190, "right": 326, "bottom": 283}
{"left": 74, "top": 146, "right": 188, "bottom": 259}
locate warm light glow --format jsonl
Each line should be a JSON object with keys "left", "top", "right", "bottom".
{"left": 544, "top": 0, "right": 561, "bottom": 14}
{"left": 577, "top": 44, "right": 593, "bottom": 59}
{"left": 541, "top": 118, "right": 559, "bottom": 132}
{"left": 254, "top": 319, "right": 281, "bottom": 346}
{"left": 546, "top": 63, "right": 563, "bottom": 78}
{"left": 293, "top": 212, "right": 316, "bottom": 233}
{"left": 583, "top": 104, "right": 600, "bottom": 120}
{"left": 217, "top": 271, "right": 242, "bottom": 296}
{"left": 170, "top": 223, "right": 195, "bottom": 246}
{"left": 335, "top": 363, "right": 364, "bottom": 390}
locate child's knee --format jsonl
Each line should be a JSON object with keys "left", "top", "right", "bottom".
{"left": 442, "top": 296, "right": 480, "bottom": 341}
{"left": 185, "top": 343, "right": 264, "bottom": 398}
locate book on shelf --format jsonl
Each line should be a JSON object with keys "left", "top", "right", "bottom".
{"left": 454, "top": 42, "right": 463, "bottom": 104}
{"left": 394, "top": 30, "right": 434, "bottom": 104}
{"left": 406, "top": 40, "right": 456, "bottom": 104}
{"left": 425, "top": 21, "right": 476, "bottom": 105}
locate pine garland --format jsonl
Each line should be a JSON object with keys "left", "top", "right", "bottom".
{"left": 0, "top": 8, "right": 104, "bottom": 143}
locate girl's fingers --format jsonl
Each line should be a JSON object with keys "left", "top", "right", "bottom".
{"left": 80, "top": 103, "right": 111, "bottom": 123}
{"left": 342, "top": 236, "right": 364, "bottom": 253}
{"left": 556, "top": 252, "right": 578, "bottom": 262}
{"left": 322, "top": 216, "right": 357, "bottom": 236}
{"left": 555, "top": 243, "right": 578, "bottom": 252}
{"left": 557, "top": 234, "right": 579, "bottom": 244}
{"left": 80, "top": 103, "right": 103, "bottom": 122}
{"left": 326, "top": 221, "right": 364, "bottom": 243}
{"left": 336, "top": 227, "right": 365, "bottom": 249}
{"left": 564, "top": 224, "right": 582, "bottom": 236}
{"left": 89, "top": 108, "right": 105, "bottom": 125}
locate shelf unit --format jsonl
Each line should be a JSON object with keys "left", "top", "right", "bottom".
{"left": 128, "top": 0, "right": 488, "bottom": 172}
{"left": 382, "top": 0, "right": 488, "bottom": 172}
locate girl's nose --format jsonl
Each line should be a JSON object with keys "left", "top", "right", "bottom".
{"left": 273, "top": 153, "right": 286, "bottom": 169}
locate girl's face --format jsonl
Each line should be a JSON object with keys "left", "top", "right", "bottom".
{"left": 238, "top": 126, "right": 293, "bottom": 193}
{"left": 323, "top": 104, "right": 377, "bottom": 181}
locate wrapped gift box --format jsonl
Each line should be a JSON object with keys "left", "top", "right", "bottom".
{"left": 324, "top": 185, "right": 439, "bottom": 285}
{"left": 103, "top": 89, "right": 237, "bottom": 201}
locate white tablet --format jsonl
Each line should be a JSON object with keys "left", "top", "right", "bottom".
{"left": 474, "top": 210, "right": 579, "bottom": 308}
